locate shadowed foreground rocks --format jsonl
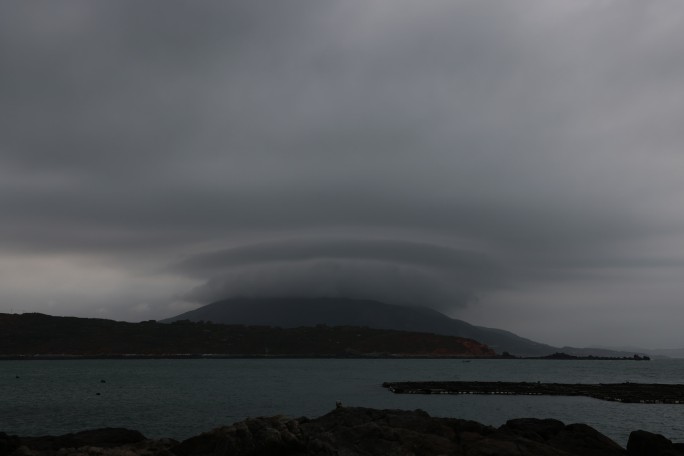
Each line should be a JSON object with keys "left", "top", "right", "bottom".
{"left": 2, "top": 407, "right": 683, "bottom": 455}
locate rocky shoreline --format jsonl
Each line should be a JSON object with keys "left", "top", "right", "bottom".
{"left": 2, "top": 407, "right": 682, "bottom": 455}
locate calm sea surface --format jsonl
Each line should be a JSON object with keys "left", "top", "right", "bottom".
{"left": 2, "top": 359, "right": 684, "bottom": 446}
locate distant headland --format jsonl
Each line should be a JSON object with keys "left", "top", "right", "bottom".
{"left": 497, "top": 351, "right": 651, "bottom": 361}
{"left": 0, "top": 311, "right": 655, "bottom": 360}
{"left": 0, "top": 312, "right": 494, "bottom": 358}
{"left": 163, "top": 297, "right": 654, "bottom": 358}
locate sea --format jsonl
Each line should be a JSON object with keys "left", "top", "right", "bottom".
{"left": 2, "top": 358, "right": 684, "bottom": 446}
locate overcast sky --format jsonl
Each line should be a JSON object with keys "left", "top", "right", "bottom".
{"left": 2, "top": 1, "right": 684, "bottom": 348}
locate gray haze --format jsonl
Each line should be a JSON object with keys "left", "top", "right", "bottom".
{"left": 2, "top": 1, "right": 684, "bottom": 348}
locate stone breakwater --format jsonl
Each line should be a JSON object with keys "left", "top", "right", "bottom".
{"left": 2, "top": 407, "right": 683, "bottom": 455}
{"left": 383, "top": 381, "right": 684, "bottom": 404}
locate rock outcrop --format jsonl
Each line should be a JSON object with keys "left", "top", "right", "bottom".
{"left": 627, "top": 429, "right": 684, "bottom": 456}
{"left": 0, "top": 428, "right": 172, "bottom": 456}
{"left": 2, "top": 407, "right": 683, "bottom": 455}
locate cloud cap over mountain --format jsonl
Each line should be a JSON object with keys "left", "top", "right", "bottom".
{"left": 173, "top": 238, "right": 504, "bottom": 310}
{"left": 2, "top": 1, "right": 684, "bottom": 347}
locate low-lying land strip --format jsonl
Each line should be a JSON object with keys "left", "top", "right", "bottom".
{"left": 383, "top": 381, "right": 684, "bottom": 404}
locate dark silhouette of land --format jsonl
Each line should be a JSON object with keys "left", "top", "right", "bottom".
{"left": 497, "top": 351, "right": 650, "bottom": 361}
{"left": 0, "top": 312, "right": 494, "bottom": 358}
{"left": 164, "top": 297, "right": 648, "bottom": 358}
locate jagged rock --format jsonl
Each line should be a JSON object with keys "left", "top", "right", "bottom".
{"left": 19, "top": 428, "right": 147, "bottom": 452}
{"left": 0, "top": 432, "right": 21, "bottom": 455}
{"left": 171, "top": 415, "right": 305, "bottom": 456}
{"left": 627, "top": 430, "right": 684, "bottom": 456}
{"left": 5, "top": 407, "right": 680, "bottom": 455}
{"left": 498, "top": 419, "right": 624, "bottom": 455}
{"left": 11, "top": 439, "right": 177, "bottom": 456}
{"left": 299, "top": 407, "right": 465, "bottom": 455}
{"left": 500, "top": 418, "right": 566, "bottom": 442}
{"left": 4, "top": 429, "right": 170, "bottom": 456}
{"left": 171, "top": 407, "right": 628, "bottom": 456}
{"left": 546, "top": 423, "right": 626, "bottom": 456}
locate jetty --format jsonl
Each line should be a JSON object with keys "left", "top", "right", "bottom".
{"left": 382, "top": 381, "right": 684, "bottom": 404}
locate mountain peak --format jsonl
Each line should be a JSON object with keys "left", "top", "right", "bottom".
{"left": 164, "top": 296, "right": 557, "bottom": 356}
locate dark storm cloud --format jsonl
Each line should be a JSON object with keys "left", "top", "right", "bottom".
{"left": 183, "top": 260, "right": 478, "bottom": 311}
{"left": 172, "top": 238, "right": 504, "bottom": 308}
{"left": 2, "top": 1, "right": 672, "bottom": 258}
{"left": 0, "top": 0, "right": 659, "bottom": 256}
{"left": 172, "top": 238, "right": 498, "bottom": 278}
{"left": 1, "top": 1, "right": 684, "bottom": 346}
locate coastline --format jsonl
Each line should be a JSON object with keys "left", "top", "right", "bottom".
{"left": 0, "top": 352, "right": 652, "bottom": 361}
{"left": 0, "top": 353, "right": 500, "bottom": 360}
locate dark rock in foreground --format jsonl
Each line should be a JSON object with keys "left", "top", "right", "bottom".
{"left": 2, "top": 407, "right": 683, "bottom": 455}
{"left": 627, "top": 430, "right": 684, "bottom": 456}
{"left": 0, "top": 428, "right": 173, "bottom": 456}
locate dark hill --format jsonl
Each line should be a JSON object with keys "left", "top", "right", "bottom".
{"left": 163, "top": 297, "right": 555, "bottom": 356}
{"left": 164, "top": 297, "right": 645, "bottom": 358}
{"left": 0, "top": 312, "right": 493, "bottom": 357}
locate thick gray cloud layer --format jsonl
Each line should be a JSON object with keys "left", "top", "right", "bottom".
{"left": 174, "top": 238, "right": 503, "bottom": 310}
{"left": 1, "top": 1, "right": 684, "bottom": 347}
